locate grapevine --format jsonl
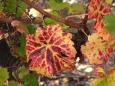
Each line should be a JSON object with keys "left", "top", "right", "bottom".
{"left": 0, "top": 0, "right": 114, "bottom": 85}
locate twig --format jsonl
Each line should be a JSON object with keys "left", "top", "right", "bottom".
{"left": 22, "top": 0, "right": 82, "bottom": 29}
{"left": 14, "top": 70, "right": 22, "bottom": 84}
{"left": 0, "top": 15, "right": 42, "bottom": 24}
{"left": 81, "top": 0, "right": 91, "bottom": 35}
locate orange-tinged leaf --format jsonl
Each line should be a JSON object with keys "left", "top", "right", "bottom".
{"left": 81, "top": 33, "right": 113, "bottom": 65}
{"left": 95, "top": 67, "right": 105, "bottom": 77}
{"left": 88, "top": 0, "right": 112, "bottom": 42}
{"left": 26, "top": 24, "right": 76, "bottom": 77}
{"left": 88, "top": 0, "right": 111, "bottom": 19}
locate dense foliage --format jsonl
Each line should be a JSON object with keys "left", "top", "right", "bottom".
{"left": 0, "top": 0, "right": 115, "bottom": 86}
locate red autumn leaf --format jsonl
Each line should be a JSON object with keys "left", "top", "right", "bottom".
{"left": 94, "top": 20, "right": 112, "bottom": 41}
{"left": 81, "top": 33, "right": 113, "bottom": 65}
{"left": 88, "top": 0, "right": 111, "bottom": 19}
{"left": 88, "top": 0, "right": 112, "bottom": 41}
{"left": 26, "top": 24, "right": 76, "bottom": 77}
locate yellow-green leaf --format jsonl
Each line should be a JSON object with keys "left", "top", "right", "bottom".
{"left": 105, "top": 0, "right": 112, "bottom": 5}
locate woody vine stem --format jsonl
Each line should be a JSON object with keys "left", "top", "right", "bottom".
{"left": 0, "top": 0, "right": 90, "bottom": 35}
{"left": 22, "top": 0, "right": 90, "bottom": 34}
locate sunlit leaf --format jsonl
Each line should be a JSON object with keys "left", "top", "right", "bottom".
{"left": 48, "top": 0, "right": 69, "bottom": 10}
{"left": 90, "top": 68, "right": 115, "bottom": 86}
{"left": 55, "top": 0, "right": 63, "bottom": 3}
{"left": 69, "top": 3, "right": 85, "bottom": 14}
{"left": 81, "top": 33, "right": 113, "bottom": 64}
{"left": 88, "top": 0, "right": 111, "bottom": 19}
{"left": 0, "top": 67, "right": 9, "bottom": 84}
{"left": 44, "top": 18, "right": 59, "bottom": 25}
{"left": 94, "top": 20, "right": 112, "bottom": 41}
{"left": 105, "top": 0, "right": 113, "bottom": 5}
{"left": 90, "top": 77, "right": 108, "bottom": 86}
{"left": 26, "top": 24, "right": 76, "bottom": 77}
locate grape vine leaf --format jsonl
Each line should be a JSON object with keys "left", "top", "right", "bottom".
{"left": 18, "top": 66, "right": 29, "bottom": 79}
{"left": 8, "top": 81, "right": 18, "bottom": 86}
{"left": 0, "top": 67, "right": 9, "bottom": 85}
{"left": 81, "top": 33, "right": 113, "bottom": 64}
{"left": 27, "top": 24, "right": 36, "bottom": 34}
{"left": 90, "top": 68, "right": 115, "bottom": 86}
{"left": 0, "top": 1, "right": 3, "bottom": 11}
{"left": 55, "top": 0, "right": 63, "bottom": 3}
{"left": 4, "top": 0, "right": 16, "bottom": 13}
{"left": 90, "top": 77, "right": 108, "bottom": 86}
{"left": 105, "top": 0, "right": 113, "bottom": 5}
{"left": 103, "top": 13, "right": 115, "bottom": 36}
{"left": 69, "top": 3, "right": 85, "bottom": 14}
{"left": 44, "top": 18, "right": 59, "bottom": 25}
{"left": 22, "top": 74, "right": 38, "bottom": 86}
{"left": 4, "top": 0, "right": 27, "bottom": 16}
{"left": 26, "top": 24, "right": 76, "bottom": 77}
{"left": 17, "top": 34, "right": 26, "bottom": 57}
{"left": 16, "top": 1, "right": 27, "bottom": 16}
{"left": 48, "top": 0, "right": 69, "bottom": 10}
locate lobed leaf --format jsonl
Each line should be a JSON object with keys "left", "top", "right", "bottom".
{"left": 81, "top": 33, "right": 113, "bottom": 65}
{"left": 90, "top": 68, "right": 115, "bottom": 86}
{"left": 26, "top": 24, "right": 76, "bottom": 77}
{"left": 88, "top": 0, "right": 111, "bottom": 19}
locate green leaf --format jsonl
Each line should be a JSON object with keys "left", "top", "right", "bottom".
{"left": 18, "top": 66, "right": 29, "bottom": 79}
{"left": 0, "top": 0, "right": 3, "bottom": 11}
{"left": 90, "top": 77, "right": 108, "bottom": 86}
{"left": 48, "top": 0, "right": 69, "bottom": 10}
{"left": 69, "top": 3, "right": 85, "bottom": 14}
{"left": 107, "top": 69, "right": 115, "bottom": 86}
{"left": 103, "top": 13, "right": 115, "bottom": 35}
{"left": 4, "top": 0, "right": 16, "bottom": 13}
{"left": 22, "top": 74, "right": 38, "bottom": 86}
{"left": 4, "top": 0, "right": 27, "bottom": 16}
{"left": 8, "top": 81, "right": 18, "bottom": 86}
{"left": 27, "top": 24, "right": 36, "bottom": 34}
{"left": 16, "top": 1, "right": 27, "bottom": 17}
{"left": 55, "top": 0, "right": 63, "bottom": 3}
{"left": 44, "top": 18, "right": 59, "bottom": 25}
{"left": 17, "top": 34, "right": 26, "bottom": 56}
{"left": 0, "top": 67, "right": 9, "bottom": 83}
